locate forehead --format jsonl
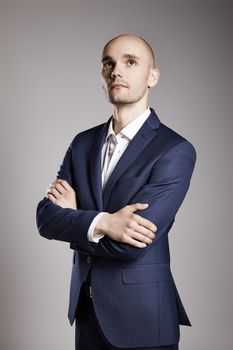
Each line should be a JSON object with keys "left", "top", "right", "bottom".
{"left": 102, "top": 37, "right": 150, "bottom": 62}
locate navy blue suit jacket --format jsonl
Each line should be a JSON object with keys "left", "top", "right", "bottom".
{"left": 36, "top": 109, "right": 196, "bottom": 348}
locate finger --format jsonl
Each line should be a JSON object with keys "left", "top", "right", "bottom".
{"left": 123, "top": 235, "right": 147, "bottom": 248}
{"left": 127, "top": 229, "right": 153, "bottom": 245}
{"left": 47, "top": 192, "right": 57, "bottom": 203}
{"left": 52, "top": 182, "right": 67, "bottom": 195}
{"left": 128, "top": 203, "right": 149, "bottom": 212}
{"left": 55, "top": 179, "right": 72, "bottom": 191}
{"left": 133, "top": 224, "right": 156, "bottom": 240}
{"left": 127, "top": 220, "right": 155, "bottom": 239}
{"left": 47, "top": 187, "right": 61, "bottom": 199}
{"left": 50, "top": 180, "right": 67, "bottom": 192}
{"left": 134, "top": 214, "right": 157, "bottom": 233}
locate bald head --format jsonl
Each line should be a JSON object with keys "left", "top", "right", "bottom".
{"left": 102, "top": 34, "right": 156, "bottom": 68}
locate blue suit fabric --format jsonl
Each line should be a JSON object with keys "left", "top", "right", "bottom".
{"left": 36, "top": 109, "right": 196, "bottom": 348}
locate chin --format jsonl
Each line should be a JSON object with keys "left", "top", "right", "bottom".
{"left": 108, "top": 95, "right": 130, "bottom": 105}
{"left": 110, "top": 99, "right": 128, "bottom": 106}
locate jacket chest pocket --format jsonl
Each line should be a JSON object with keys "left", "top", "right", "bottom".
{"left": 115, "top": 176, "right": 148, "bottom": 188}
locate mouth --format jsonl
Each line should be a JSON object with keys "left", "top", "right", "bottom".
{"left": 109, "top": 83, "right": 128, "bottom": 91}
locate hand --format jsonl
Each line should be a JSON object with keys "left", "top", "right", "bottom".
{"left": 95, "top": 203, "right": 157, "bottom": 248}
{"left": 46, "top": 179, "right": 77, "bottom": 210}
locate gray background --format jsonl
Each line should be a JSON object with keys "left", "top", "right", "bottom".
{"left": 0, "top": 0, "right": 232, "bottom": 349}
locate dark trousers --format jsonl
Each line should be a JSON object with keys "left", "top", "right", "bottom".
{"left": 75, "top": 284, "right": 179, "bottom": 350}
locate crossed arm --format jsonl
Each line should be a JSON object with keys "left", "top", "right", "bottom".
{"left": 39, "top": 140, "right": 196, "bottom": 261}
{"left": 46, "top": 179, "right": 157, "bottom": 249}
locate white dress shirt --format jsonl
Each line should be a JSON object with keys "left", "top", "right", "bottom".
{"left": 87, "top": 107, "right": 151, "bottom": 243}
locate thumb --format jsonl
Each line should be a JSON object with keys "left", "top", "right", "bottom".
{"left": 129, "top": 203, "right": 149, "bottom": 212}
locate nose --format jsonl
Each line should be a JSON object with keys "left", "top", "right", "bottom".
{"left": 110, "top": 63, "right": 122, "bottom": 79}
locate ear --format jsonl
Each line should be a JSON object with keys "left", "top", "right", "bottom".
{"left": 148, "top": 68, "right": 160, "bottom": 88}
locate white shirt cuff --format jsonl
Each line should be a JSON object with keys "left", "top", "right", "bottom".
{"left": 87, "top": 212, "right": 107, "bottom": 243}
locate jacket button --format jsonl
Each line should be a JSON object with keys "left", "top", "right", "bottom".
{"left": 86, "top": 256, "right": 91, "bottom": 264}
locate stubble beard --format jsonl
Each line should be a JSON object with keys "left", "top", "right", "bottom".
{"left": 108, "top": 88, "right": 148, "bottom": 107}
{"left": 108, "top": 88, "right": 140, "bottom": 106}
{"left": 108, "top": 95, "right": 134, "bottom": 105}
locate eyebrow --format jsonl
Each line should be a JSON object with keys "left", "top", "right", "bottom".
{"left": 101, "top": 55, "right": 112, "bottom": 63}
{"left": 123, "top": 54, "right": 140, "bottom": 61}
{"left": 101, "top": 53, "right": 140, "bottom": 63}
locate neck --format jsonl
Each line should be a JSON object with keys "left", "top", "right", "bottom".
{"left": 112, "top": 101, "right": 148, "bottom": 134}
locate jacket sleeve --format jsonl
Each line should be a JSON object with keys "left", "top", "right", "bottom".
{"left": 36, "top": 144, "right": 100, "bottom": 254}
{"left": 93, "top": 140, "right": 196, "bottom": 261}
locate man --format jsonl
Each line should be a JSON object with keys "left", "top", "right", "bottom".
{"left": 36, "top": 34, "right": 196, "bottom": 350}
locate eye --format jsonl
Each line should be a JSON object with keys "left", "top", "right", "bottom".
{"left": 127, "top": 59, "right": 137, "bottom": 66}
{"left": 103, "top": 61, "right": 114, "bottom": 69}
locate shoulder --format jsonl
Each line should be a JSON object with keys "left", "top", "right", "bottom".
{"left": 69, "top": 120, "right": 108, "bottom": 149}
{"left": 149, "top": 109, "right": 196, "bottom": 159}
{"left": 160, "top": 123, "right": 196, "bottom": 163}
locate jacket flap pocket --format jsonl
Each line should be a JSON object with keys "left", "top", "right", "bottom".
{"left": 122, "top": 264, "right": 171, "bottom": 284}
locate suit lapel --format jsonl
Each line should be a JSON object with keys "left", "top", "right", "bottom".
{"left": 103, "top": 109, "right": 160, "bottom": 208}
{"left": 89, "top": 118, "right": 110, "bottom": 211}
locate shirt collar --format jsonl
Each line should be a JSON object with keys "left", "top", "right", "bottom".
{"left": 106, "top": 107, "right": 151, "bottom": 142}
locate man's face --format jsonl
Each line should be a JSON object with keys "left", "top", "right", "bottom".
{"left": 101, "top": 36, "right": 157, "bottom": 106}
